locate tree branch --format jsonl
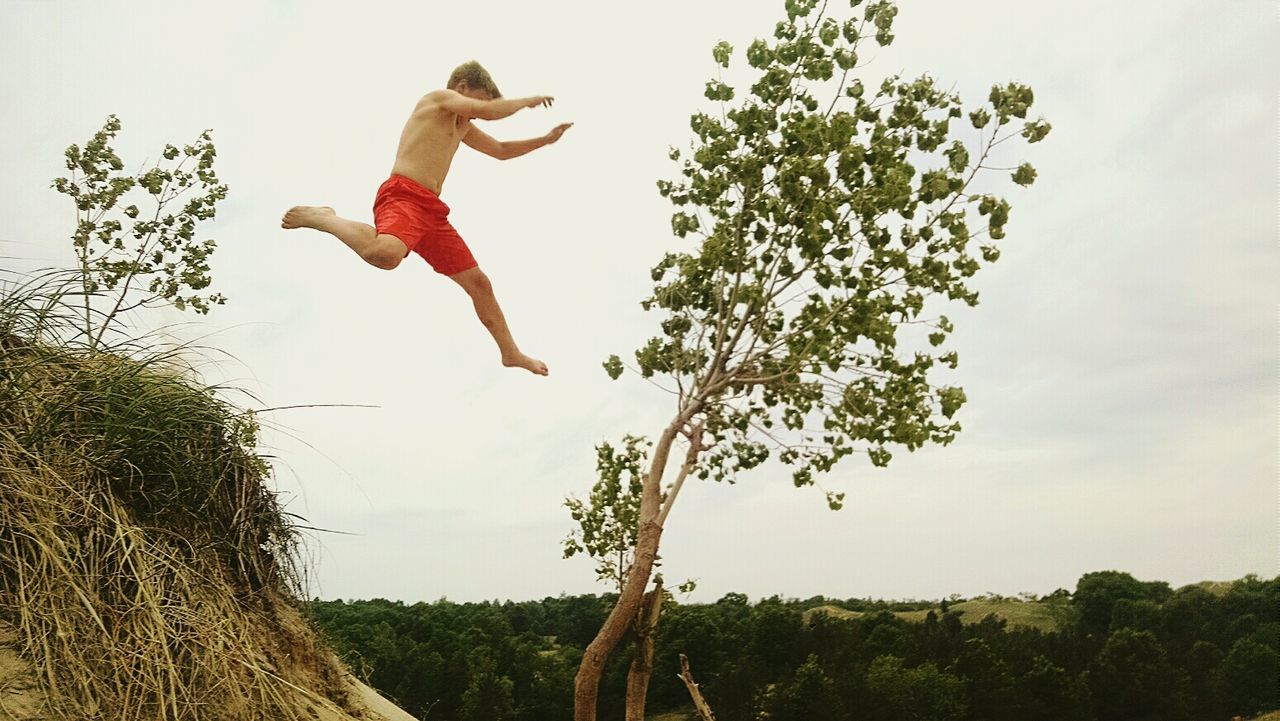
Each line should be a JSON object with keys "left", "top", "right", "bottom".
{"left": 678, "top": 654, "right": 717, "bottom": 721}
{"left": 657, "top": 424, "right": 704, "bottom": 527}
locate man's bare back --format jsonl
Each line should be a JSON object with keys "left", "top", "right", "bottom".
{"left": 281, "top": 62, "right": 570, "bottom": 376}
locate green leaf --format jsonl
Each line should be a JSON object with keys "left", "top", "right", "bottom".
{"left": 868, "top": 446, "right": 892, "bottom": 467}
{"left": 603, "top": 355, "right": 624, "bottom": 380}
{"left": 1021, "top": 118, "right": 1052, "bottom": 143}
{"left": 818, "top": 18, "right": 840, "bottom": 46}
{"left": 712, "top": 40, "right": 733, "bottom": 67}
{"left": 944, "top": 141, "right": 969, "bottom": 173}
{"left": 746, "top": 38, "right": 773, "bottom": 68}
{"left": 939, "top": 386, "right": 967, "bottom": 418}
{"left": 1011, "top": 163, "right": 1037, "bottom": 186}
{"left": 704, "top": 80, "right": 735, "bottom": 102}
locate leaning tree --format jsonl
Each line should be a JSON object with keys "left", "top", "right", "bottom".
{"left": 566, "top": 1, "right": 1050, "bottom": 718}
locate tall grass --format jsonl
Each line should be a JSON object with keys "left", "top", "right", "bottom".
{"left": 0, "top": 270, "right": 353, "bottom": 719}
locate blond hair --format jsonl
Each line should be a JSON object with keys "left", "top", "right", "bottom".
{"left": 447, "top": 61, "right": 502, "bottom": 98}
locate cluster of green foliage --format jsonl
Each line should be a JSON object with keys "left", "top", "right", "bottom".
{"left": 563, "top": 436, "right": 650, "bottom": 590}
{"left": 308, "top": 572, "right": 1277, "bottom": 721}
{"left": 50, "top": 114, "right": 228, "bottom": 347}
{"left": 598, "top": 0, "right": 1050, "bottom": 508}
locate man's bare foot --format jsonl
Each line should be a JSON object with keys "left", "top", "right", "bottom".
{"left": 503, "top": 352, "right": 549, "bottom": 376}
{"left": 280, "top": 205, "right": 335, "bottom": 230}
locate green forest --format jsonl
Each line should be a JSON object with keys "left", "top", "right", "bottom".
{"left": 308, "top": 571, "right": 1278, "bottom": 721}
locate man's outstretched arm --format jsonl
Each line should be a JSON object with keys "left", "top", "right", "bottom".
{"left": 438, "top": 89, "right": 553, "bottom": 121}
{"left": 463, "top": 122, "right": 573, "bottom": 160}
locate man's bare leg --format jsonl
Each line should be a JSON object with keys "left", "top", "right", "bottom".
{"left": 449, "top": 267, "right": 548, "bottom": 376}
{"left": 281, "top": 206, "right": 407, "bottom": 270}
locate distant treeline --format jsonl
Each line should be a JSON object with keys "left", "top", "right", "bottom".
{"left": 306, "top": 572, "right": 1277, "bottom": 721}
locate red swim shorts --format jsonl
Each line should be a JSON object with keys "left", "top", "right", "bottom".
{"left": 372, "top": 174, "right": 478, "bottom": 276}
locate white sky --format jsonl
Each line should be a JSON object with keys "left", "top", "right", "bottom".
{"left": 1, "top": 0, "right": 1275, "bottom": 603}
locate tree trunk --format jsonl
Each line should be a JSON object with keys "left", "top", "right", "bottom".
{"left": 573, "top": 420, "right": 681, "bottom": 721}
{"left": 678, "top": 654, "right": 717, "bottom": 721}
{"left": 624, "top": 579, "right": 664, "bottom": 721}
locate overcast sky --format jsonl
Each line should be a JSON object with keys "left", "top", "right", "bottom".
{"left": 1, "top": 0, "right": 1275, "bottom": 604}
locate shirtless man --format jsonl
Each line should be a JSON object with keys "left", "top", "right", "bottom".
{"left": 281, "top": 61, "right": 571, "bottom": 376}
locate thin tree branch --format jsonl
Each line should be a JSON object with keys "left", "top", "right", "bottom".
{"left": 657, "top": 424, "right": 704, "bottom": 527}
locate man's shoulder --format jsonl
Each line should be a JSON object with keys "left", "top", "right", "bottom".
{"left": 414, "top": 88, "right": 460, "bottom": 109}
{"left": 423, "top": 88, "right": 454, "bottom": 99}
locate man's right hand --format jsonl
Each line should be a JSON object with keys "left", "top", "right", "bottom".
{"left": 544, "top": 122, "right": 573, "bottom": 143}
{"left": 526, "top": 96, "right": 555, "bottom": 109}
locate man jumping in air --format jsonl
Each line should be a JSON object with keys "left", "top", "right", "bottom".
{"left": 282, "top": 61, "right": 570, "bottom": 376}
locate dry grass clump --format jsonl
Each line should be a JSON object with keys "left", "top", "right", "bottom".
{"left": 0, "top": 272, "right": 357, "bottom": 720}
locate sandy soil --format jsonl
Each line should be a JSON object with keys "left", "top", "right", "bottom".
{"left": 337, "top": 673, "right": 420, "bottom": 721}
{"left": 0, "top": 622, "right": 49, "bottom": 721}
